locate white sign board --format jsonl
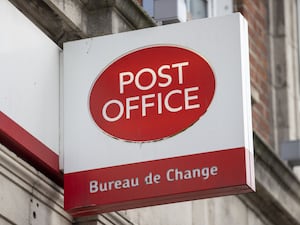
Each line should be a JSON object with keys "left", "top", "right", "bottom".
{"left": 63, "top": 13, "right": 254, "bottom": 216}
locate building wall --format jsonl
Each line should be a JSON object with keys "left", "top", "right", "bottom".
{"left": 0, "top": 144, "right": 71, "bottom": 225}
{"left": 269, "top": 0, "right": 300, "bottom": 150}
{"left": 124, "top": 197, "right": 270, "bottom": 225}
{"left": 1, "top": 0, "right": 300, "bottom": 225}
{"left": 235, "top": 0, "right": 274, "bottom": 147}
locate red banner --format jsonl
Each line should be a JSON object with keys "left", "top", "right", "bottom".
{"left": 65, "top": 147, "right": 254, "bottom": 216}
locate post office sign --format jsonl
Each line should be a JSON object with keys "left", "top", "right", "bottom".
{"left": 63, "top": 13, "right": 255, "bottom": 217}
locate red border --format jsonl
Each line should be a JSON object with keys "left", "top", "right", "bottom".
{"left": 0, "top": 112, "right": 63, "bottom": 186}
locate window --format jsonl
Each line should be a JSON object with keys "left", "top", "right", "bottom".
{"left": 143, "top": 0, "right": 154, "bottom": 17}
{"left": 143, "top": 0, "right": 233, "bottom": 23}
{"left": 186, "top": 0, "right": 208, "bottom": 19}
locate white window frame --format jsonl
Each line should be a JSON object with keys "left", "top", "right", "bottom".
{"left": 142, "top": 0, "right": 232, "bottom": 21}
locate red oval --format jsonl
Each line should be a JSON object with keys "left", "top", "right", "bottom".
{"left": 89, "top": 46, "right": 215, "bottom": 142}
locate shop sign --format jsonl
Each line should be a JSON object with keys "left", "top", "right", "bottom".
{"left": 89, "top": 45, "right": 215, "bottom": 142}
{"left": 63, "top": 13, "right": 255, "bottom": 217}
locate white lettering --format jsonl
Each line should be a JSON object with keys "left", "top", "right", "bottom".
{"left": 126, "top": 96, "right": 139, "bottom": 119}
{"left": 210, "top": 166, "right": 218, "bottom": 176}
{"left": 142, "top": 94, "right": 155, "bottom": 117}
{"left": 166, "top": 166, "right": 218, "bottom": 182}
{"left": 102, "top": 86, "right": 201, "bottom": 122}
{"left": 89, "top": 177, "right": 139, "bottom": 193}
{"left": 184, "top": 86, "right": 200, "bottom": 110}
{"left": 119, "top": 72, "right": 134, "bottom": 94}
{"left": 102, "top": 99, "right": 124, "bottom": 122}
{"left": 157, "top": 93, "right": 163, "bottom": 114}
{"left": 90, "top": 180, "right": 98, "bottom": 193}
{"left": 101, "top": 61, "right": 202, "bottom": 122}
{"left": 165, "top": 89, "right": 182, "bottom": 112}
{"left": 172, "top": 61, "right": 189, "bottom": 84}
{"left": 158, "top": 65, "right": 172, "bottom": 87}
{"left": 118, "top": 61, "right": 189, "bottom": 92}
{"left": 135, "top": 68, "right": 157, "bottom": 91}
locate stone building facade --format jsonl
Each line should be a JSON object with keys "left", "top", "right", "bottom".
{"left": 0, "top": 0, "right": 300, "bottom": 225}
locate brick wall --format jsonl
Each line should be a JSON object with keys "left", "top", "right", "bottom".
{"left": 235, "top": 0, "right": 273, "bottom": 147}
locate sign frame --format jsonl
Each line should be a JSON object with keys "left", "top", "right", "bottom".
{"left": 63, "top": 13, "right": 255, "bottom": 216}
